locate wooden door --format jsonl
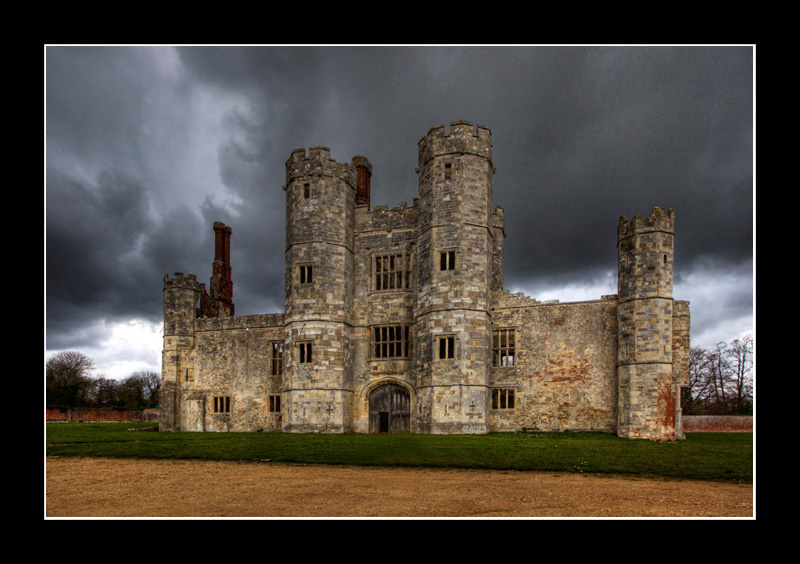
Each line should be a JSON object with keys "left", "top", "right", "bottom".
{"left": 369, "top": 384, "right": 410, "bottom": 433}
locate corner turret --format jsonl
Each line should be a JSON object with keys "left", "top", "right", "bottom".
{"left": 616, "top": 206, "right": 681, "bottom": 440}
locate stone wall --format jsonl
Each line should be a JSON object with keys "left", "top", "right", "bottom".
{"left": 47, "top": 408, "right": 155, "bottom": 422}
{"left": 683, "top": 416, "right": 753, "bottom": 432}
{"left": 489, "top": 293, "right": 619, "bottom": 433}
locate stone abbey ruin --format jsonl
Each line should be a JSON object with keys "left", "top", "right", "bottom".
{"left": 160, "top": 120, "right": 690, "bottom": 441}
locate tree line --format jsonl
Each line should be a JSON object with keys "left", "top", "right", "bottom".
{"left": 46, "top": 350, "right": 160, "bottom": 410}
{"left": 681, "top": 334, "right": 753, "bottom": 416}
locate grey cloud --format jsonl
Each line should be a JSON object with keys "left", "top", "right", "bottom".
{"left": 46, "top": 45, "right": 754, "bottom": 368}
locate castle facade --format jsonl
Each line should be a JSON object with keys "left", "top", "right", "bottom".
{"left": 160, "top": 121, "right": 690, "bottom": 440}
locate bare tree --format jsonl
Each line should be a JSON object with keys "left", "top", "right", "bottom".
{"left": 726, "top": 334, "right": 754, "bottom": 413}
{"left": 119, "top": 371, "right": 161, "bottom": 408}
{"left": 86, "top": 377, "right": 120, "bottom": 408}
{"left": 683, "top": 335, "right": 754, "bottom": 415}
{"left": 46, "top": 351, "right": 95, "bottom": 407}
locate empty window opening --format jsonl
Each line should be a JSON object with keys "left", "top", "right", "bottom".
{"left": 372, "top": 324, "right": 411, "bottom": 358}
{"left": 444, "top": 162, "right": 452, "bottom": 179}
{"left": 298, "top": 341, "right": 313, "bottom": 364}
{"left": 663, "top": 254, "right": 668, "bottom": 264}
{"left": 438, "top": 336, "right": 455, "bottom": 359}
{"left": 491, "top": 388, "right": 515, "bottom": 410}
{"left": 440, "top": 250, "right": 456, "bottom": 271}
{"left": 299, "top": 264, "right": 313, "bottom": 284}
{"left": 304, "top": 183, "right": 310, "bottom": 199}
{"left": 213, "top": 396, "right": 231, "bottom": 414}
{"left": 271, "top": 342, "right": 284, "bottom": 376}
{"left": 492, "top": 329, "right": 516, "bottom": 367}
{"left": 375, "top": 254, "right": 411, "bottom": 291}
{"left": 269, "top": 394, "right": 281, "bottom": 413}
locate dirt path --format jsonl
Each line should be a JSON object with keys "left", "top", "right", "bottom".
{"left": 45, "top": 457, "right": 753, "bottom": 518}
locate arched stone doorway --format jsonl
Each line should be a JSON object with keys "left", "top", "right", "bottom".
{"left": 369, "top": 383, "right": 410, "bottom": 433}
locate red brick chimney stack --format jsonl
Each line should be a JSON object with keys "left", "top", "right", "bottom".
{"left": 353, "top": 156, "right": 372, "bottom": 208}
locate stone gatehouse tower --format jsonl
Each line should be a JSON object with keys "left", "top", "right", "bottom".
{"left": 160, "top": 120, "right": 691, "bottom": 441}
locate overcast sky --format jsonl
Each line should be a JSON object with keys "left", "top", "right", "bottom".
{"left": 45, "top": 45, "right": 754, "bottom": 380}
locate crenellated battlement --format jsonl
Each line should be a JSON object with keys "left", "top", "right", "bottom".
{"left": 164, "top": 272, "right": 201, "bottom": 290}
{"left": 285, "top": 146, "right": 354, "bottom": 187}
{"left": 356, "top": 199, "right": 419, "bottom": 233}
{"left": 618, "top": 206, "right": 675, "bottom": 240}
{"left": 417, "top": 120, "right": 492, "bottom": 167}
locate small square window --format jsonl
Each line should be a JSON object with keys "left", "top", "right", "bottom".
{"left": 491, "top": 389, "right": 515, "bottom": 410}
{"left": 440, "top": 250, "right": 456, "bottom": 271}
{"left": 438, "top": 336, "right": 455, "bottom": 359}
{"left": 492, "top": 329, "right": 516, "bottom": 367}
{"left": 298, "top": 341, "right": 313, "bottom": 364}
{"left": 213, "top": 396, "right": 231, "bottom": 414}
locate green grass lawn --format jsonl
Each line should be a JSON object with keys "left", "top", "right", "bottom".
{"left": 45, "top": 423, "right": 753, "bottom": 483}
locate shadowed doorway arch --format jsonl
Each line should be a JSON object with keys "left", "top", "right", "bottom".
{"left": 369, "top": 383, "right": 410, "bottom": 433}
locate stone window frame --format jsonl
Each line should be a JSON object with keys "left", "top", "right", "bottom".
{"left": 492, "top": 328, "right": 516, "bottom": 367}
{"left": 443, "top": 157, "right": 454, "bottom": 180}
{"left": 439, "top": 249, "right": 456, "bottom": 271}
{"left": 371, "top": 324, "right": 412, "bottom": 359}
{"left": 298, "top": 263, "right": 314, "bottom": 285}
{"left": 437, "top": 335, "right": 456, "bottom": 360}
{"left": 268, "top": 394, "right": 281, "bottom": 413}
{"left": 491, "top": 388, "right": 515, "bottom": 410}
{"left": 270, "top": 341, "right": 284, "bottom": 376}
{"left": 212, "top": 395, "right": 231, "bottom": 414}
{"left": 373, "top": 252, "right": 412, "bottom": 291}
{"left": 298, "top": 341, "right": 313, "bottom": 364}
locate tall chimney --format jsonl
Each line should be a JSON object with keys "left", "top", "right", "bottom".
{"left": 353, "top": 156, "right": 372, "bottom": 208}
{"left": 209, "top": 222, "right": 234, "bottom": 316}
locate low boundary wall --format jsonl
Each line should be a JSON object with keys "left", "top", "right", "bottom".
{"left": 47, "top": 408, "right": 160, "bottom": 423}
{"left": 682, "top": 415, "right": 753, "bottom": 432}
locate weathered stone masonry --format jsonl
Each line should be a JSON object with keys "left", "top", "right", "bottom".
{"left": 160, "top": 120, "right": 691, "bottom": 440}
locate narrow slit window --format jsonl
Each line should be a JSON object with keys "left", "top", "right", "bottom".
{"left": 271, "top": 342, "right": 284, "bottom": 376}
{"left": 299, "top": 265, "right": 313, "bottom": 284}
{"left": 304, "top": 183, "right": 310, "bottom": 199}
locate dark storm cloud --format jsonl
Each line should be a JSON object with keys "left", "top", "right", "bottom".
{"left": 45, "top": 45, "right": 753, "bottom": 373}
